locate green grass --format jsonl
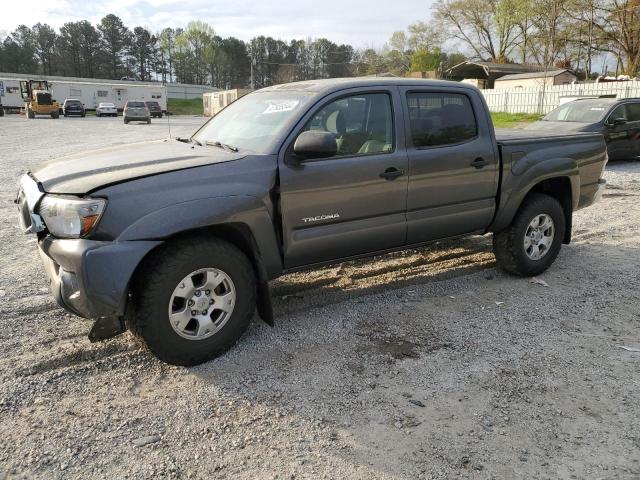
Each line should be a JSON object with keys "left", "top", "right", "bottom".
{"left": 167, "top": 98, "right": 203, "bottom": 116}
{"left": 490, "top": 112, "right": 543, "bottom": 128}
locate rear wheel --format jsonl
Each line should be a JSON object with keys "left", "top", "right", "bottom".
{"left": 493, "top": 193, "right": 565, "bottom": 276}
{"left": 147, "top": 118, "right": 151, "bottom": 124}
{"left": 27, "top": 108, "right": 35, "bottom": 119}
{"left": 127, "top": 238, "right": 256, "bottom": 366}
{"left": 51, "top": 111, "right": 59, "bottom": 119}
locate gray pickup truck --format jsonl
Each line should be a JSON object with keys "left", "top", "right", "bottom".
{"left": 16, "top": 78, "right": 607, "bottom": 366}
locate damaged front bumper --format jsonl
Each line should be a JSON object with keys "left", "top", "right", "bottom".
{"left": 37, "top": 236, "right": 162, "bottom": 340}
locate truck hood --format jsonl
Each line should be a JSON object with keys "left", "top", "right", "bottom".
{"left": 31, "top": 139, "right": 245, "bottom": 195}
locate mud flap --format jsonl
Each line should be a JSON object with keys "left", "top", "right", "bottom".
{"left": 256, "top": 282, "right": 274, "bottom": 326}
{"left": 88, "top": 316, "right": 127, "bottom": 342}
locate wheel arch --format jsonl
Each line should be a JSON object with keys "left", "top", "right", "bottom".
{"left": 526, "top": 177, "right": 573, "bottom": 244}
{"left": 492, "top": 158, "right": 579, "bottom": 245}
{"left": 127, "top": 221, "right": 278, "bottom": 326}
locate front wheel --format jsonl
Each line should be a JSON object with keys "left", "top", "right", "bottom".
{"left": 127, "top": 238, "right": 256, "bottom": 366}
{"left": 493, "top": 193, "right": 565, "bottom": 276}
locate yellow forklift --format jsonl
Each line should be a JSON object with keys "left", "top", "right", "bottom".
{"left": 19, "top": 80, "right": 60, "bottom": 119}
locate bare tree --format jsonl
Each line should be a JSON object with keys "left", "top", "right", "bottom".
{"left": 434, "top": 0, "right": 521, "bottom": 61}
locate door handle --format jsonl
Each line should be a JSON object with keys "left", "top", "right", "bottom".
{"left": 471, "top": 157, "right": 489, "bottom": 169}
{"left": 380, "top": 167, "right": 405, "bottom": 180}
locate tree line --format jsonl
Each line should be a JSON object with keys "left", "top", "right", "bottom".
{"left": 0, "top": 15, "right": 461, "bottom": 88}
{"left": 434, "top": 0, "right": 640, "bottom": 77}
{"left": 0, "top": 0, "right": 637, "bottom": 89}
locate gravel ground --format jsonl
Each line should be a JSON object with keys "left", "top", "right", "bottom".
{"left": 0, "top": 115, "right": 639, "bottom": 479}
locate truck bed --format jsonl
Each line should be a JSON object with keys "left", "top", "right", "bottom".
{"left": 494, "top": 128, "right": 606, "bottom": 214}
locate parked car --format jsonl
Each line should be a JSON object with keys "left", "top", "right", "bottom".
{"left": 62, "top": 99, "right": 85, "bottom": 117}
{"left": 526, "top": 97, "right": 640, "bottom": 160}
{"left": 96, "top": 102, "right": 118, "bottom": 117}
{"left": 123, "top": 100, "right": 150, "bottom": 124}
{"left": 145, "top": 100, "right": 163, "bottom": 118}
{"left": 16, "top": 78, "right": 608, "bottom": 366}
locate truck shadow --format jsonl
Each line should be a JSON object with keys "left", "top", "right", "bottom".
{"left": 270, "top": 234, "right": 495, "bottom": 316}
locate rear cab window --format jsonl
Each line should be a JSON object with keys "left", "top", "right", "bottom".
{"left": 407, "top": 92, "right": 477, "bottom": 148}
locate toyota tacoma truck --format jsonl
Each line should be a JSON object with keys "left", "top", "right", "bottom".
{"left": 16, "top": 78, "right": 608, "bottom": 366}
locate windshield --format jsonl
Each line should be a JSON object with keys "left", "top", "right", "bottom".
{"left": 192, "top": 91, "right": 314, "bottom": 154}
{"left": 543, "top": 99, "right": 616, "bottom": 123}
{"left": 100, "top": 103, "right": 115, "bottom": 107}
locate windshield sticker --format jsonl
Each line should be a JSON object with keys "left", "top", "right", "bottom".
{"left": 590, "top": 107, "right": 605, "bottom": 111}
{"left": 263, "top": 100, "right": 299, "bottom": 114}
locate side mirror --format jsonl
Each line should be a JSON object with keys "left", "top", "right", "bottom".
{"left": 293, "top": 131, "right": 338, "bottom": 159}
{"left": 611, "top": 117, "right": 627, "bottom": 126}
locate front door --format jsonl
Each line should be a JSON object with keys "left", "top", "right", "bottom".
{"left": 620, "top": 102, "right": 640, "bottom": 158}
{"left": 279, "top": 88, "right": 408, "bottom": 269}
{"left": 400, "top": 87, "right": 499, "bottom": 244}
{"left": 605, "top": 103, "right": 635, "bottom": 160}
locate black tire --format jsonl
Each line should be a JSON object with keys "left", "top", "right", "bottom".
{"left": 493, "top": 193, "right": 565, "bottom": 276}
{"left": 127, "top": 237, "right": 256, "bottom": 366}
{"left": 147, "top": 118, "right": 151, "bottom": 124}
{"left": 124, "top": 119, "right": 129, "bottom": 124}
{"left": 27, "top": 109, "right": 35, "bottom": 119}
{"left": 51, "top": 111, "right": 59, "bottom": 119}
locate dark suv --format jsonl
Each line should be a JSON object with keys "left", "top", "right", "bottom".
{"left": 62, "top": 99, "right": 85, "bottom": 117}
{"left": 145, "top": 101, "right": 163, "bottom": 118}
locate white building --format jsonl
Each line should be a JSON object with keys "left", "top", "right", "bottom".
{"left": 203, "top": 89, "right": 252, "bottom": 116}
{"left": 0, "top": 72, "right": 218, "bottom": 111}
{"left": 493, "top": 70, "right": 577, "bottom": 89}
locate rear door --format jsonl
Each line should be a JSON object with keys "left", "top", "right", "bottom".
{"left": 278, "top": 87, "right": 409, "bottom": 269}
{"left": 399, "top": 87, "right": 499, "bottom": 244}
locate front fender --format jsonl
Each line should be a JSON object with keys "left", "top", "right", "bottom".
{"left": 491, "top": 156, "right": 579, "bottom": 233}
{"left": 117, "top": 195, "right": 283, "bottom": 280}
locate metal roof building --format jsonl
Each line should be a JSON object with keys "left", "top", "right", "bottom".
{"left": 446, "top": 61, "right": 555, "bottom": 88}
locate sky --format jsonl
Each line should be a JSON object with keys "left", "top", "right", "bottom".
{"left": 0, "top": 0, "right": 433, "bottom": 49}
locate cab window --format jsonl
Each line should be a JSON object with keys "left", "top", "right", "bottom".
{"left": 626, "top": 103, "right": 640, "bottom": 122}
{"left": 608, "top": 104, "right": 628, "bottom": 123}
{"left": 303, "top": 93, "right": 394, "bottom": 156}
{"left": 407, "top": 92, "right": 477, "bottom": 148}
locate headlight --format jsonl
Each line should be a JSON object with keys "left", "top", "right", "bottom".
{"left": 37, "top": 195, "right": 106, "bottom": 238}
